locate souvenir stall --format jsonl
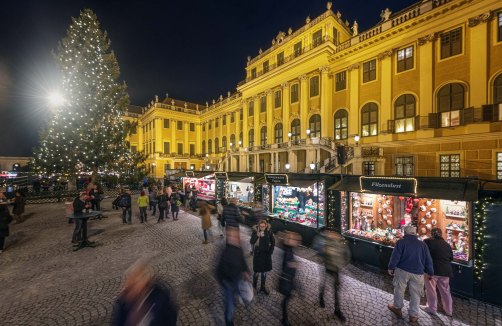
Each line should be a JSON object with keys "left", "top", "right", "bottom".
{"left": 257, "top": 173, "right": 338, "bottom": 244}
{"left": 181, "top": 171, "right": 216, "bottom": 206}
{"left": 166, "top": 169, "right": 184, "bottom": 189}
{"left": 330, "top": 176, "right": 478, "bottom": 297}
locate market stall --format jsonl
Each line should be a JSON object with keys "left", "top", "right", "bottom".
{"left": 257, "top": 173, "right": 338, "bottom": 244}
{"left": 181, "top": 171, "right": 216, "bottom": 205}
{"left": 330, "top": 175, "right": 478, "bottom": 297}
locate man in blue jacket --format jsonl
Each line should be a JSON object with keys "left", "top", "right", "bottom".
{"left": 388, "top": 225, "right": 434, "bottom": 323}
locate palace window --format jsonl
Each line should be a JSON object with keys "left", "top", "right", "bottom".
{"left": 249, "top": 129, "right": 254, "bottom": 147}
{"left": 177, "top": 143, "right": 183, "bottom": 155}
{"left": 310, "top": 76, "right": 319, "bottom": 97}
{"left": 275, "top": 91, "right": 281, "bottom": 108}
{"left": 438, "top": 83, "right": 464, "bottom": 127}
{"left": 208, "top": 139, "right": 212, "bottom": 154}
{"left": 177, "top": 121, "right": 183, "bottom": 130}
{"left": 240, "top": 108, "right": 243, "bottom": 120}
{"left": 440, "top": 27, "right": 462, "bottom": 59}
{"left": 164, "top": 163, "right": 170, "bottom": 171}
{"left": 497, "top": 153, "right": 502, "bottom": 180}
{"left": 203, "top": 123, "right": 205, "bottom": 132}
{"left": 149, "top": 122, "right": 151, "bottom": 131}
{"left": 397, "top": 46, "right": 414, "bottom": 73}
{"left": 190, "top": 123, "right": 195, "bottom": 132}
{"left": 313, "top": 29, "right": 322, "bottom": 48}
{"left": 260, "top": 126, "right": 267, "bottom": 145}
{"left": 291, "top": 84, "right": 299, "bottom": 103}
{"left": 363, "top": 162, "right": 375, "bottom": 176}
{"left": 335, "top": 71, "right": 346, "bottom": 91}
{"left": 131, "top": 146, "right": 137, "bottom": 152}
{"left": 494, "top": 74, "right": 502, "bottom": 104}
{"left": 260, "top": 96, "right": 266, "bottom": 113}
{"left": 499, "top": 12, "right": 502, "bottom": 42}
{"left": 333, "top": 27, "right": 338, "bottom": 45}
{"left": 309, "top": 114, "right": 321, "bottom": 138}
{"left": 293, "top": 41, "right": 302, "bottom": 58}
{"left": 202, "top": 141, "right": 206, "bottom": 156}
{"left": 440, "top": 154, "right": 460, "bottom": 177}
{"left": 164, "top": 142, "right": 170, "bottom": 154}
{"left": 291, "top": 119, "right": 301, "bottom": 141}
{"left": 277, "top": 52, "right": 284, "bottom": 66}
{"left": 395, "top": 156, "right": 414, "bottom": 176}
{"left": 249, "top": 101, "right": 254, "bottom": 116}
{"left": 223, "top": 115, "right": 226, "bottom": 125}
{"left": 153, "top": 120, "right": 155, "bottom": 129}
{"left": 231, "top": 112, "right": 235, "bottom": 123}
{"left": 334, "top": 109, "right": 348, "bottom": 140}
{"left": 164, "top": 119, "right": 169, "bottom": 128}
{"left": 363, "top": 60, "right": 376, "bottom": 83}
{"left": 209, "top": 121, "right": 211, "bottom": 130}
{"left": 263, "top": 60, "right": 269, "bottom": 74}
{"left": 222, "top": 136, "right": 227, "bottom": 152}
{"left": 215, "top": 118, "right": 219, "bottom": 128}
{"left": 275, "top": 123, "right": 283, "bottom": 143}
{"left": 190, "top": 144, "right": 195, "bottom": 156}
{"left": 215, "top": 138, "right": 219, "bottom": 154}
{"left": 394, "top": 94, "right": 416, "bottom": 133}
{"left": 361, "top": 102, "right": 378, "bottom": 137}
{"left": 251, "top": 68, "right": 257, "bottom": 80}
{"left": 230, "top": 134, "right": 235, "bottom": 147}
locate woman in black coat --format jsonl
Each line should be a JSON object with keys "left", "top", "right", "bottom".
{"left": 250, "top": 220, "right": 275, "bottom": 295}
{"left": 170, "top": 190, "right": 181, "bottom": 220}
{"left": 12, "top": 191, "right": 26, "bottom": 224}
{"left": 0, "top": 206, "right": 13, "bottom": 253}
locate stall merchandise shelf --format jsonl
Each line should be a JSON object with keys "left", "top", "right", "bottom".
{"left": 360, "top": 204, "right": 373, "bottom": 208}
{"left": 446, "top": 227, "right": 468, "bottom": 232}
{"left": 446, "top": 214, "right": 466, "bottom": 219}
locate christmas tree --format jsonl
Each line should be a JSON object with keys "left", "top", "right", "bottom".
{"left": 32, "top": 9, "right": 146, "bottom": 178}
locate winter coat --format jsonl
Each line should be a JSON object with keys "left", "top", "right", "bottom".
{"left": 12, "top": 196, "right": 26, "bottom": 215}
{"left": 200, "top": 204, "right": 215, "bottom": 230}
{"left": 88, "top": 188, "right": 103, "bottom": 199}
{"left": 73, "top": 197, "right": 87, "bottom": 213}
{"left": 0, "top": 210, "right": 13, "bottom": 237}
{"left": 137, "top": 196, "right": 149, "bottom": 207}
{"left": 149, "top": 189, "right": 158, "bottom": 202}
{"left": 157, "top": 194, "right": 169, "bottom": 210}
{"left": 424, "top": 236, "right": 454, "bottom": 278}
{"left": 119, "top": 194, "right": 132, "bottom": 208}
{"left": 250, "top": 223, "right": 275, "bottom": 273}
{"left": 279, "top": 244, "right": 296, "bottom": 296}
{"left": 325, "top": 236, "right": 351, "bottom": 274}
{"left": 170, "top": 193, "right": 181, "bottom": 212}
{"left": 216, "top": 243, "right": 248, "bottom": 285}
{"left": 222, "top": 203, "right": 242, "bottom": 228}
{"left": 112, "top": 284, "right": 177, "bottom": 326}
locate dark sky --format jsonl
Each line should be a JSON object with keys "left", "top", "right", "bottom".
{"left": 0, "top": 0, "right": 417, "bottom": 157}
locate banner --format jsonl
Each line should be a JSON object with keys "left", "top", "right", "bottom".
{"left": 360, "top": 176, "right": 416, "bottom": 194}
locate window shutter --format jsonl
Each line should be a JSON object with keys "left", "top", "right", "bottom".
{"left": 397, "top": 60, "right": 404, "bottom": 73}
{"left": 405, "top": 57, "right": 413, "bottom": 70}
{"left": 370, "top": 69, "right": 376, "bottom": 81}
{"left": 428, "top": 113, "right": 439, "bottom": 128}
{"left": 439, "top": 96, "right": 451, "bottom": 112}
{"left": 482, "top": 104, "right": 494, "bottom": 122}
{"left": 415, "top": 115, "right": 421, "bottom": 130}
{"left": 463, "top": 107, "right": 474, "bottom": 125}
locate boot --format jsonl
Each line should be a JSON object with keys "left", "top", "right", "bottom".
{"left": 260, "top": 279, "right": 269, "bottom": 295}
{"left": 319, "top": 294, "right": 325, "bottom": 308}
{"left": 253, "top": 274, "right": 258, "bottom": 289}
{"left": 334, "top": 310, "right": 346, "bottom": 322}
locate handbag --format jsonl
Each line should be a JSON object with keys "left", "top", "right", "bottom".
{"left": 176, "top": 200, "right": 182, "bottom": 207}
{"left": 238, "top": 280, "right": 254, "bottom": 304}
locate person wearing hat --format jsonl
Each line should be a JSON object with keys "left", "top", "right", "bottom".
{"left": 387, "top": 225, "right": 434, "bottom": 323}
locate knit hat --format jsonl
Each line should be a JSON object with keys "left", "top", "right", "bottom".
{"left": 403, "top": 225, "right": 417, "bottom": 235}
{"left": 141, "top": 191, "right": 145, "bottom": 196}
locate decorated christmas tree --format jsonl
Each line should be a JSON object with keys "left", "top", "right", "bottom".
{"left": 32, "top": 9, "right": 146, "bottom": 178}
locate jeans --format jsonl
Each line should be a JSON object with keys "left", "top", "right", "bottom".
{"left": 393, "top": 268, "right": 424, "bottom": 318}
{"left": 150, "top": 201, "right": 157, "bottom": 215}
{"left": 72, "top": 218, "right": 82, "bottom": 241}
{"left": 424, "top": 273, "right": 453, "bottom": 315}
{"left": 222, "top": 280, "right": 237, "bottom": 325}
{"left": 122, "top": 207, "right": 132, "bottom": 223}
{"left": 203, "top": 229, "right": 208, "bottom": 240}
{"left": 139, "top": 207, "right": 147, "bottom": 222}
{"left": 254, "top": 272, "right": 267, "bottom": 282}
{"left": 172, "top": 210, "right": 178, "bottom": 219}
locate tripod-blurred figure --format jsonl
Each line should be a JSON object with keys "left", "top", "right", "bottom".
{"left": 113, "top": 262, "right": 177, "bottom": 326}
{"left": 279, "top": 231, "right": 301, "bottom": 326}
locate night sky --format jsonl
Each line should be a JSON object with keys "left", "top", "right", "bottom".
{"left": 0, "top": 0, "right": 417, "bottom": 157}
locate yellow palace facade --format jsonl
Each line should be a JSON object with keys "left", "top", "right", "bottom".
{"left": 124, "top": 0, "right": 502, "bottom": 180}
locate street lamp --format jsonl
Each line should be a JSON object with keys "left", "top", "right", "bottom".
{"left": 310, "top": 161, "right": 315, "bottom": 173}
{"left": 306, "top": 129, "right": 311, "bottom": 136}
{"left": 239, "top": 141, "right": 242, "bottom": 145}
{"left": 206, "top": 165, "right": 210, "bottom": 170}
{"left": 288, "top": 132, "right": 292, "bottom": 138}
{"left": 230, "top": 142, "right": 233, "bottom": 147}
{"left": 190, "top": 165, "right": 194, "bottom": 170}
{"left": 354, "top": 135, "right": 360, "bottom": 147}
{"left": 285, "top": 163, "right": 290, "bottom": 172}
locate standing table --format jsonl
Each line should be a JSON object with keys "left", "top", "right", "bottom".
{"left": 66, "top": 211, "right": 101, "bottom": 251}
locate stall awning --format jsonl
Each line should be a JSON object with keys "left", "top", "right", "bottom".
{"left": 193, "top": 172, "right": 214, "bottom": 178}
{"left": 288, "top": 179, "right": 320, "bottom": 188}
{"left": 329, "top": 176, "right": 479, "bottom": 202}
{"left": 169, "top": 172, "right": 186, "bottom": 178}
{"left": 254, "top": 173, "right": 323, "bottom": 188}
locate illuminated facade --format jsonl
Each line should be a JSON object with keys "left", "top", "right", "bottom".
{"left": 125, "top": 0, "right": 502, "bottom": 180}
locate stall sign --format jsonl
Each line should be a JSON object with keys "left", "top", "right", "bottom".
{"left": 185, "top": 171, "right": 195, "bottom": 177}
{"left": 265, "top": 174, "right": 288, "bottom": 185}
{"left": 360, "top": 176, "right": 416, "bottom": 194}
{"left": 214, "top": 172, "right": 228, "bottom": 180}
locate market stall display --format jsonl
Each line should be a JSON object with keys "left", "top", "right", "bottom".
{"left": 214, "top": 172, "right": 262, "bottom": 209}
{"left": 181, "top": 172, "right": 215, "bottom": 201}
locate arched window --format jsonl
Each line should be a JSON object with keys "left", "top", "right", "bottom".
{"left": 222, "top": 136, "right": 227, "bottom": 152}
{"left": 230, "top": 134, "right": 236, "bottom": 147}
{"left": 208, "top": 139, "right": 212, "bottom": 154}
{"left": 394, "top": 95, "right": 416, "bottom": 133}
{"left": 310, "top": 76, "right": 319, "bottom": 97}
{"left": 274, "top": 123, "right": 283, "bottom": 143}
{"left": 309, "top": 114, "right": 321, "bottom": 138}
{"left": 334, "top": 109, "right": 348, "bottom": 140}
{"left": 215, "top": 138, "right": 219, "bottom": 154}
{"left": 249, "top": 129, "right": 254, "bottom": 147}
{"left": 202, "top": 140, "right": 206, "bottom": 156}
{"left": 291, "top": 119, "right": 301, "bottom": 141}
{"left": 494, "top": 74, "right": 502, "bottom": 104}
{"left": 438, "top": 83, "right": 464, "bottom": 112}
{"left": 361, "top": 103, "right": 378, "bottom": 137}
{"left": 260, "top": 126, "right": 267, "bottom": 145}
{"left": 239, "top": 132, "right": 243, "bottom": 146}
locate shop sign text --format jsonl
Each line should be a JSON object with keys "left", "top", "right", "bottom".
{"left": 265, "top": 174, "right": 288, "bottom": 184}
{"left": 360, "top": 177, "right": 416, "bottom": 194}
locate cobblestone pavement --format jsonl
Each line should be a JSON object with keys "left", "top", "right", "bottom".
{"left": 0, "top": 197, "right": 500, "bottom": 326}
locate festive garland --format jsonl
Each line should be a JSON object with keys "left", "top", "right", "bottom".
{"left": 473, "top": 197, "right": 502, "bottom": 279}
{"left": 328, "top": 190, "right": 335, "bottom": 229}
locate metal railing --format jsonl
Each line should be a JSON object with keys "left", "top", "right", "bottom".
{"left": 361, "top": 147, "right": 381, "bottom": 157}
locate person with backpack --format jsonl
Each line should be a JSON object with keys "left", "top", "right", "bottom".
{"left": 199, "top": 201, "right": 215, "bottom": 244}
{"left": 120, "top": 190, "right": 132, "bottom": 225}
{"left": 250, "top": 220, "right": 275, "bottom": 295}
{"left": 157, "top": 189, "right": 169, "bottom": 223}
{"left": 170, "top": 189, "right": 182, "bottom": 220}
{"left": 137, "top": 191, "right": 149, "bottom": 223}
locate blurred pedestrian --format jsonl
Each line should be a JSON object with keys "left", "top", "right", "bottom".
{"left": 250, "top": 220, "right": 275, "bottom": 295}
{"left": 216, "top": 227, "right": 249, "bottom": 326}
{"left": 142, "top": 176, "right": 148, "bottom": 189}
{"left": 157, "top": 189, "right": 168, "bottom": 223}
{"left": 190, "top": 186, "right": 198, "bottom": 212}
{"left": 388, "top": 225, "right": 434, "bottom": 323}
{"left": 279, "top": 232, "right": 301, "bottom": 326}
{"left": 12, "top": 191, "right": 26, "bottom": 224}
{"left": 72, "top": 192, "right": 91, "bottom": 243}
{"left": 170, "top": 189, "right": 182, "bottom": 220}
{"left": 88, "top": 184, "right": 103, "bottom": 211}
{"left": 137, "top": 191, "right": 149, "bottom": 223}
{"left": 199, "top": 201, "right": 215, "bottom": 244}
{"left": 217, "top": 198, "right": 228, "bottom": 237}
{"left": 0, "top": 205, "right": 13, "bottom": 253}
{"left": 319, "top": 230, "right": 351, "bottom": 322}
{"left": 221, "top": 197, "right": 242, "bottom": 229}
{"left": 164, "top": 186, "right": 172, "bottom": 218}
{"left": 184, "top": 183, "right": 191, "bottom": 208}
{"left": 421, "top": 227, "right": 453, "bottom": 317}
{"left": 149, "top": 185, "right": 158, "bottom": 215}
{"left": 113, "top": 262, "right": 177, "bottom": 326}
{"left": 120, "top": 190, "right": 132, "bottom": 225}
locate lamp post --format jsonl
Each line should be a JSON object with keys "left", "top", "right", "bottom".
{"left": 306, "top": 129, "right": 311, "bottom": 138}
{"left": 285, "top": 163, "right": 290, "bottom": 173}
{"left": 354, "top": 135, "right": 360, "bottom": 147}
{"left": 310, "top": 161, "right": 315, "bottom": 174}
